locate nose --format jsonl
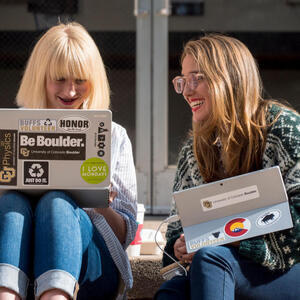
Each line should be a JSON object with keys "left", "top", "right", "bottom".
{"left": 64, "top": 80, "right": 76, "bottom": 98}
{"left": 182, "top": 82, "right": 194, "bottom": 98}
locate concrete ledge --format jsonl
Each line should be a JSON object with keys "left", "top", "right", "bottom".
{"left": 127, "top": 216, "right": 167, "bottom": 299}
{"left": 128, "top": 254, "right": 164, "bottom": 299}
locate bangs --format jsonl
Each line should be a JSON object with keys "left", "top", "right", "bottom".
{"left": 47, "top": 43, "right": 91, "bottom": 81}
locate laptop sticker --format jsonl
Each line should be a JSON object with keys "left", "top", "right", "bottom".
{"left": 23, "top": 161, "right": 49, "bottom": 185}
{"left": 0, "top": 130, "right": 18, "bottom": 185}
{"left": 80, "top": 157, "right": 109, "bottom": 184}
{"left": 188, "top": 231, "right": 226, "bottom": 251}
{"left": 18, "top": 132, "right": 86, "bottom": 160}
{"left": 58, "top": 116, "right": 90, "bottom": 133}
{"left": 224, "top": 218, "right": 251, "bottom": 237}
{"left": 201, "top": 185, "right": 260, "bottom": 211}
{"left": 256, "top": 210, "right": 281, "bottom": 227}
{"left": 95, "top": 121, "right": 109, "bottom": 158}
{"left": 19, "top": 119, "right": 57, "bottom": 132}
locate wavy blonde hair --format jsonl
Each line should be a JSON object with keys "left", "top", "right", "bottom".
{"left": 16, "top": 22, "right": 110, "bottom": 109}
{"left": 182, "top": 34, "right": 282, "bottom": 182}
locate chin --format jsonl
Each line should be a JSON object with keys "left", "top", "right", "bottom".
{"left": 193, "top": 110, "right": 210, "bottom": 123}
{"left": 193, "top": 115, "right": 204, "bottom": 123}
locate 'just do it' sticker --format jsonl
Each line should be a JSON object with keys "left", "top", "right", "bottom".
{"left": 80, "top": 157, "right": 109, "bottom": 184}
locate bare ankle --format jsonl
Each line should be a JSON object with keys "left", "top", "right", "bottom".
{"left": 39, "top": 289, "right": 70, "bottom": 300}
{"left": 0, "top": 287, "right": 20, "bottom": 300}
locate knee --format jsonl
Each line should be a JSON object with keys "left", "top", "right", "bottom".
{"left": 0, "top": 191, "right": 32, "bottom": 216}
{"left": 194, "top": 246, "right": 234, "bottom": 261}
{"left": 35, "top": 190, "right": 78, "bottom": 218}
{"left": 192, "top": 246, "right": 235, "bottom": 271}
{"left": 193, "top": 246, "right": 218, "bottom": 262}
{"left": 37, "top": 190, "right": 76, "bottom": 210}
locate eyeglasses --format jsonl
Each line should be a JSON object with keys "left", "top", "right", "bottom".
{"left": 172, "top": 73, "right": 205, "bottom": 94}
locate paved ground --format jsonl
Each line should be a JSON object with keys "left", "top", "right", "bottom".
{"left": 128, "top": 215, "right": 168, "bottom": 299}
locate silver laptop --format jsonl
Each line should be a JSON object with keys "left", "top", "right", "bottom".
{"left": 0, "top": 108, "right": 112, "bottom": 207}
{"left": 173, "top": 166, "right": 293, "bottom": 253}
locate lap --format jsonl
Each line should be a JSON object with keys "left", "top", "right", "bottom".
{"left": 157, "top": 246, "right": 300, "bottom": 300}
{"left": 0, "top": 191, "right": 119, "bottom": 298}
{"left": 193, "top": 246, "right": 300, "bottom": 299}
{"left": 36, "top": 191, "right": 120, "bottom": 296}
{"left": 195, "top": 246, "right": 300, "bottom": 298}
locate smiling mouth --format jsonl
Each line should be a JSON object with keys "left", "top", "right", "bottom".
{"left": 190, "top": 99, "right": 204, "bottom": 112}
{"left": 58, "top": 96, "right": 78, "bottom": 104}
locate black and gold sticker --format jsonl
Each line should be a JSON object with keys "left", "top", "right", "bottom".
{"left": 0, "top": 130, "right": 17, "bottom": 185}
{"left": 18, "top": 132, "right": 86, "bottom": 160}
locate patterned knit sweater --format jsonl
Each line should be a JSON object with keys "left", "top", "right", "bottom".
{"left": 163, "top": 105, "right": 300, "bottom": 272}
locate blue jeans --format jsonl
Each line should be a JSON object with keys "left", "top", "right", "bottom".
{"left": 155, "top": 246, "right": 300, "bottom": 300}
{"left": 0, "top": 191, "right": 118, "bottom": 299}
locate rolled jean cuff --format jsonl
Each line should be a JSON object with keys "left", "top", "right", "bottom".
{"left": 0, "top": 263, "right": 29, "bottom": 300}
{"left": 35, "top": 269, "right": 78, "bottom": 299}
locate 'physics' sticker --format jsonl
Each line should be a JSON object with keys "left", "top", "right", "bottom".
{"left": 0, "top": 130, "right": 17, "bottom": 185}
{"left": 80, "top": 157, "right": 109, "bottom": 184}
{"left": 224, "top": 218, "right": 251, "bottom": 238}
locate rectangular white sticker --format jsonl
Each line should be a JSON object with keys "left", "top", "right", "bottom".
{"left": 201, "top": 185, "right": 259, "bottom": 211}
{"left": 189, "top": 232, "right": 226, "bottom": 251}
{"left": 19, "top": 119, "right": 57, "bottom": 132}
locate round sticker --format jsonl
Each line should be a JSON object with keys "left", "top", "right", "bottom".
{"left": 224, "top": 218, "right": 251, "bottom": 237}
{"left": 256, "top": 210, "right": 281, "bottom": 227}
{"left": 80, "top": 157, "right": 109, "bottom": 184}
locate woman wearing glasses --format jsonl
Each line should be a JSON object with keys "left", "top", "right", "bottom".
{"left": 155, "top": 34, "right": 300, "bottom": 299}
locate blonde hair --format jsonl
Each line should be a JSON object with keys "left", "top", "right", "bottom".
{"left": 16, "top": 22, "right": 110, "bottom": 109}
{"left": 182, "top": 34, "right": 282, "bottom": 182}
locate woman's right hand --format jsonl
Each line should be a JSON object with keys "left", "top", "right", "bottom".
{"left": 174, "top": 234, "right": 195, "bottom": 264}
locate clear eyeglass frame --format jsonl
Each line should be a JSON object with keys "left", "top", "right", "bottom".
{"left": 172, "top": 73, "right": 205, "bottom": 94}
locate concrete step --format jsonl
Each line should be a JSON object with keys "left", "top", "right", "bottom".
{"left": 127, "top": 215, "right": 168, "bottom": 300}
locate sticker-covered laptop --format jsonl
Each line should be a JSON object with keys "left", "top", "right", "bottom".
{"left": 173, "top": 166, "right": 293, "bottom": 253}
{"left": 0, "top": 108, "right": 111, "bottom": 207}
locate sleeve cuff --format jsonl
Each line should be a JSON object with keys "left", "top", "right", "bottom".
{"left": 239, "top": 237, "right": 266, "bottom": 264}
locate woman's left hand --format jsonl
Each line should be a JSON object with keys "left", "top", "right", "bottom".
{"left": 108, "top": 183, "right": 117, "bottom": 204}
{"left": 109, "top": 190, "right": 117, "bottom": 204}
{"left": 174, "top": 234, "right": 195, "bottom": 264}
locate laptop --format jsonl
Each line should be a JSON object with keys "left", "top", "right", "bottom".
{"left": 0, "top": 108, "right": 112, "bottom": 207}
{"left": 173, "top": 166, "right": 293, "bottom": 253}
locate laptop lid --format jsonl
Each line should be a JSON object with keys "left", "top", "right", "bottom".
{"left": 0, "top": 108, "right": 111, "bottom": 207}
{"left": 173, "top": 166, "right": 293, "bottom": 253}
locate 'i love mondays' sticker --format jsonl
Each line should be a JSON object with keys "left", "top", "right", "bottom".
{"left": 80, "top": 157, "right": 109, "bottom": 184}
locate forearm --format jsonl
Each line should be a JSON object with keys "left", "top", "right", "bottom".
{"left": 95, "top": 207, "right": 127, "bottom": 244}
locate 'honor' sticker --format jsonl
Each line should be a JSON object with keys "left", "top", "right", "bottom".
{"left": 80, "top": 157, "right": 109, "bottom": 184}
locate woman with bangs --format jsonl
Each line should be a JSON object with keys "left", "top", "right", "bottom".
{"left": 0, "top": 23, "right": 137, "bottom": 300}
{"left": 155, "top": 34, "right": 300, "bottom": 299}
